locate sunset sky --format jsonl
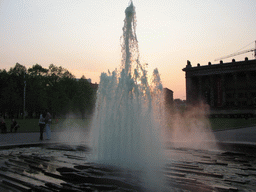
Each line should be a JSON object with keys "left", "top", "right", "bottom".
{"left": 1, "top": 0, "right": 256, "bottom": 99}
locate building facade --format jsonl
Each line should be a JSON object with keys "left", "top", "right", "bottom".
{"left": 183, "top": 58, "right": 256, "bottom": 110}
{"left": 164, "top": 87, "right": 174, "bottom": 107}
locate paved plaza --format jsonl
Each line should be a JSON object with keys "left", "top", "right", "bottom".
{"left": 0, "top": 131, "right": 88, "bottom": 147}
{"left": 0, "top": 126, "right": 255, "bottom": 147}
{"left": 214, "top": 126, "right": 256, "bottom": 144}
{"left": 0, "top": 126, "right": 255, "bottom": 192}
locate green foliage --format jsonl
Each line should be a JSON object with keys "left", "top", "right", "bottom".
{"left": 9, "top": 63, "right": 27, "bottom": 76}
{"left": 28, "top": 64, "right": 48, "bottom": 76}
{"left": 26, "top": 64, "right": 49, "bottom": 117}
{"left": 0, "top": 63, "right": 97, "bottom": 119}
{"left": 72, "top": 77, "right": 95, "bottom": 119}
{"left": 0, "top": 63, "right": 26, "bottom": 117}
{"left": 210, "top": 117, "right": 256, "bottom": 131}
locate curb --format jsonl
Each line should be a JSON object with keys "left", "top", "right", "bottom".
{"left": 213, "top": 124, "right": 256, "bottom": 132}
{"left": 0, "top": 140, "right": 88, "bottom": 150}
{"left": 216, "top": 141, "right": 256, "bottom": 154}
{"left": 0, "top": 142, "right": 58, "bottom": 150}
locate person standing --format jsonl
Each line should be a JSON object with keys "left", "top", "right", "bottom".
{"left": 45, "top": 110, "right": 52, "bottom": 140}
{"left": 39, "top": 112, "right": 46, "bottom": 140}
{"left": 10, "top": 118, "right": 20, "bottom": 133}
{"left": 0, "top": 115, "right": 7, "bottom": 133}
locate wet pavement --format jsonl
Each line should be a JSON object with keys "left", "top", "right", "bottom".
{"left": 0, "top": 143, "right": 255, "bottom": 191}
{"left": 0, "top": 128, "right": 255, "bottom": 191}
{"left": 0, "top": 131, "right": 88, "bottom": 148}
{"left": 214, "top": 126, "right": 256, "bottom": 144}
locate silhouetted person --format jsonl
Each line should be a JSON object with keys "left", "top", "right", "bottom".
{"left": 45, "top": 110, "right": 52, "bottom": 140}
{"left": 10, "top": 118, "right": 20, "bottom": 133}
{"left": 39, "top": 111, "right": 46, "bottom": 140}
{"left": 0, "top": 115, "right": 7, "bottom": 133}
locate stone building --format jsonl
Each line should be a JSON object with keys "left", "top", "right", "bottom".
{"left": 182, "top": 58, "right": 256, "bottom": 111}
{"left": 163, "top": 88, "right": 174, "bottom": 108}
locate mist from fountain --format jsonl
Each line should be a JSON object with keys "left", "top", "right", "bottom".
{"left": 168, "top": 102, "right": 218, "bottom": 150}
{"left": 89, "top": 1, "right": 166, "bottom": 191}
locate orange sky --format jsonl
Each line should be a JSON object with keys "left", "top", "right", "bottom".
{"left": 1, "top": 0, "right": 256, "bottom": 99}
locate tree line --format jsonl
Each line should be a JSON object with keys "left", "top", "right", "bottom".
{"left": 0, "top": 63, "right": 96, "bottom": 119}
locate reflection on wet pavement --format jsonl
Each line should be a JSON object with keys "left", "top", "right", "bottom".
{"left": 0, "top": 144, "right": 255, "bottom": 191}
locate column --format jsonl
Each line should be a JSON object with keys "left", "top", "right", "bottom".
{"left": 246, "top": 72, "right": 250, "bottom": 106}
{"left": 210, "top": 76, "right": 214, "bottom": 107}
{"left": 186, "top": 76, "right": 193, "bottom": 104}
{"left": 198, "top": 76, "right": 202, "bottom": 101}
{"left": 233, "top": 73, "right": 238, "bottom": 107}
{"left": 221, "top": 74, "right": 225, "bottom": 107}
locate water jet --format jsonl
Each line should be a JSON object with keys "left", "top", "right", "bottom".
{"left": 88, "top": 1, "right": 165, "bottom": 190}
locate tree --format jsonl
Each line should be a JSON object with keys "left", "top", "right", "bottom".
{"left": 0, "top": 63, "right": 97, "bottom": 119}
{"left": 72, "top": 76, "right": 94, "bottom": 119}
{"left": 28, "top": 64, "right": 48, "bottom": 76}
{"left": 0, "top": 69, "right": 9, "bottom": 116}
{"left": 9, "top": 63, "right": 27, "bottom": 76}
{"left": 26, "top": 64, "right": 48, "bottom": 117}
{"left": 7, "top": 63, "right": 27, "bottom": 118}
{"left": 46, "top": 64, "right": 76, "bottom": 117}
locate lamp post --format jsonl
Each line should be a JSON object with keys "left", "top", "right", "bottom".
{"left": 24, "top": 72, "right": 26, "bottom": 119}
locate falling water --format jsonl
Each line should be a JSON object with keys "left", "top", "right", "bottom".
{"left": 89, "top": 1, "right": 165, "bottom": 191}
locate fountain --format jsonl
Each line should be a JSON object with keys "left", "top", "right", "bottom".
{"left": 88, "top": 1, "right": 165, "bottom": 190}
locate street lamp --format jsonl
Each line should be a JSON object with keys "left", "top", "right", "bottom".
{"left": 24, "top": 72, "right": 26, "bottom": 119}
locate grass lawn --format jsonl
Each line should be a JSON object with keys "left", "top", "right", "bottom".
{"left": 4, "top": 118, "right": 91, "bottom": 133}
{"left": 4, "top": 117, "right": 256, "bottom": 133}
{"left": 209, "top": 117, "right": 256, "bottom": 131}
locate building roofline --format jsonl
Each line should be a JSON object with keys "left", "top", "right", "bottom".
{"left": 183, "top": 58, "right": 256, "bottom": 72}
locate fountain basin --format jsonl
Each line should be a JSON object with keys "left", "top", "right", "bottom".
{"left": 0, "top": 143, "right": 255, "bottom": 192}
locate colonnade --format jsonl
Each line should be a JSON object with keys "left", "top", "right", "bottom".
{"left": 184, "top": 59, "right": 256, "bottom": 109}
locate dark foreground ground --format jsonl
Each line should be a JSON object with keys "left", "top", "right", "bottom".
{"left": 0, "top": 127, "right": 255, "bottom": 192}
